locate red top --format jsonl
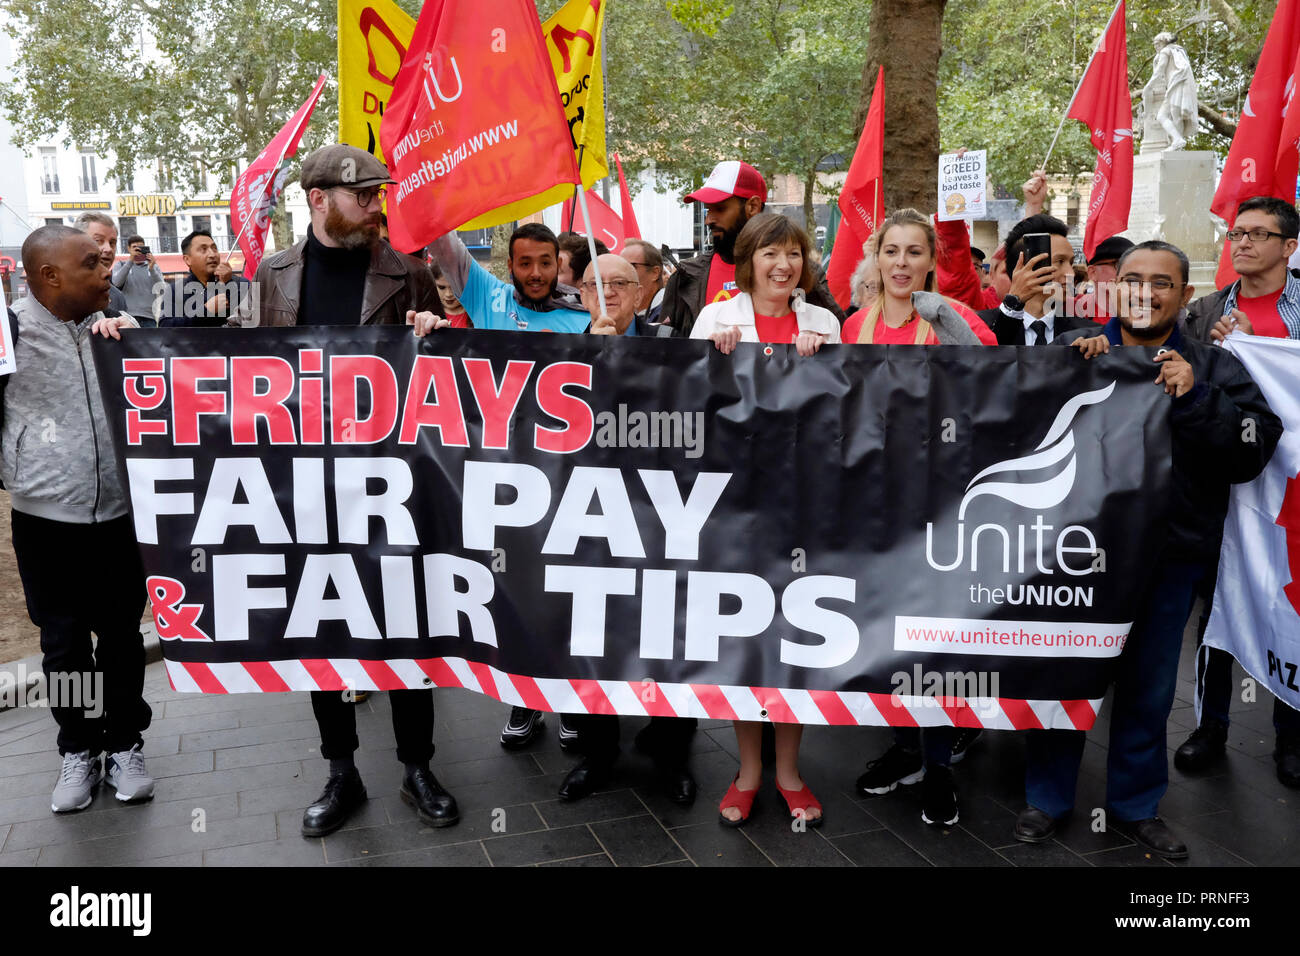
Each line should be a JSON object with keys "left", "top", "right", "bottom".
{"left": 1235, "top": 287, "right": 1290, "bottom": 338}
{"left": 444, "top": 312, "right": 471, "bottom": 329}
{"left": 754, "top": 311, "right": 799, "bottom": 343}
{"left": 934, "top": 216, "right": 990, "bottom": 312}
{"left": 705, "top": 257, "right": 739, "bottom": 307}
{"left": 843, "top": 298, "right": 996, "bottom": 345}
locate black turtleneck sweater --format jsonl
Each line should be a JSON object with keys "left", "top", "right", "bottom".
{"left": 299, "top": 226, "right": 370, "bottom": 325}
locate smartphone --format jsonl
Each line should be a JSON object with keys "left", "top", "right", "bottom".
{"left": 1022, "top": 233, "right": 1051, "bottom": 268}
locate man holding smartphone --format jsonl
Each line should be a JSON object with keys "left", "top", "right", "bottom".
{"left": 976, "top": 214, "right": 1090, "bottom": 345}
{"left": 111, "top": 235, "right": 164, "bottom": 328}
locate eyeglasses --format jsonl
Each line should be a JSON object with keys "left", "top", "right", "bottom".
{"left": 332, "top": 185, "right": 387, "bottom": 208}
{"left": 1118, "top": 275, "right": 1177, "bottom": 292}
{"left": 580, "top": 279, "right": 638, "bottom": 292}
{"left": 1226, "top": 228, "right": 1287, "bottom": 243}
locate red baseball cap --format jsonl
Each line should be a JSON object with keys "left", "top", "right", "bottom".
{"left": 684, "top": 161, "right": 768, "bottom": 205}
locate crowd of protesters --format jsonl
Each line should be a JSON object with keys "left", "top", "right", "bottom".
{"left": 2, "top": 143, "right": 1296, "bottom": 862}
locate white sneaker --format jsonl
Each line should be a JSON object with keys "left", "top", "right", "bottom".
{"left": 104, "top": 744, "right": 155, "bottom": 802}
{"left": 51, "top": 750, "right": 103, "bottom": 813}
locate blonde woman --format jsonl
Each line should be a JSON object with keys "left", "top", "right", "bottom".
{"left": 843, "top": 208, "right": 996, "bottom": 345}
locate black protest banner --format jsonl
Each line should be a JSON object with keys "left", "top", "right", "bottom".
{"left": 93, "top": 328, "right": 1170, "bottom": 730}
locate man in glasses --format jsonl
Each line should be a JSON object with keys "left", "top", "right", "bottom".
{"left": 552, "top": 253, "right": 693, "bottom": 805}
{"left": 236, "top": 143, "right": 441, "bottom": 330}
{"left": 229, "top": 144, "right": 454, "bottom": 837}
{"left": 1180, "top": 196, "right": 1300, "bottom": 788}
{"left": 1013, "top": 240, "right": 1281, "bottom": 859}
{"left": 1189, "top": 196, "right": 1300, "bottom": 342}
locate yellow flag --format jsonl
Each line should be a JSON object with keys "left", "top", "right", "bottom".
{"left": 337, "top": 0, "right": 416, "bottom": 165}
{"left": 458, "top": 0, "right": 608, "bottom": 229}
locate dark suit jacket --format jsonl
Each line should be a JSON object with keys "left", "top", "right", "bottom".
{"left": 976, "top": 305, "right": 1096, "bottom": 345}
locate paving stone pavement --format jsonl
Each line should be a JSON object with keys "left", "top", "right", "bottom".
{"left": 1, "top": 615, "right": 1297, "bottom": 867}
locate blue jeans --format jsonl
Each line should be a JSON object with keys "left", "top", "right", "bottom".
{"left": 894, "top": 725, "right": 957, "bottom": 768}
{"left": 1025, "top": 562, "right": 1206, "bottom": 822}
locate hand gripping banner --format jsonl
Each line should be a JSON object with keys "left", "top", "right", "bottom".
{"left": 93, "top": 330, "right": 1171, "bottom": 730}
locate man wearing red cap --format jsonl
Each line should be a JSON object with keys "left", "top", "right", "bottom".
{"left": 661, "top": 161, "right": 844, "bottom": 336}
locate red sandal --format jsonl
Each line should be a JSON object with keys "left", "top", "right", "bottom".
{"left": 775, "top": 779, "right": 823, "bottom": 828}
{"left": 718, "top": 775, "right": 759, "bottom": 827}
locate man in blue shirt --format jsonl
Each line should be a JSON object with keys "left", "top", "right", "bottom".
{"left": 426, "top": 223, "right": 588, "bottom": 332}
{"left": 417, "top": 222, "right": 588, "bottom": 753}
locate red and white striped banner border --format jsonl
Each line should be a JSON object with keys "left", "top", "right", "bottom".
{"left": 164, "top": 656, "right": 1102, "bottom": 730}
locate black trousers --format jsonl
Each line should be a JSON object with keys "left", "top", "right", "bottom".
{"left": 311, "top": 689, "right": 435, "bottom": 765}
{"left": 563, "top": 714, "right": 696, "bottom": 766}
{"left": 11, "top": 511, "right": 151, "bottom": 756}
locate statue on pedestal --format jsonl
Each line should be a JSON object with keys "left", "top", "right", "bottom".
{"left": 1140, "top": 32, "right": 1198, "bottom": 153}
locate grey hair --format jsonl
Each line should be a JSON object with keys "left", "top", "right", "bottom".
{"left": 72, "top": 211, "right": 117, "bottom": 233}
{"left": 849, "top": 249, "right": 878, "bottom": 308}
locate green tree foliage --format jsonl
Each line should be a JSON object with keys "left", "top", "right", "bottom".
{"left": 0, "top": 0, "right": 352, "bottom": 192}
{"left": 939, "top": 0, "right": 1275, "bottom": 195}
{"left": 597, "top": 0, "right": 870, "bottom": 224}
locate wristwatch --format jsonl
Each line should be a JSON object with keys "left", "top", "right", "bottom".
{"left": 1002, "top": 294, "right": 1025, "bottom": 313}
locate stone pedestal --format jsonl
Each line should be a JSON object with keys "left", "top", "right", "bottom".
{"left": 1123, "top": 150, "right": 1220, "bottom": 287}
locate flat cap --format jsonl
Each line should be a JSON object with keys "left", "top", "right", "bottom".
{"left": 299, "top": 144, "right": 395, "bottom": 191}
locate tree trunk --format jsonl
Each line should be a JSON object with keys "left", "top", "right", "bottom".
{"left": 489, "top": 223, "right": 514, "bottom": 280}
{"left": 803, "top": 164, "right": 817, "bottom": 233}
{"left": 857, "top": 0, "right": 948, "bottom": 214}
{"left": 270, "top": 205, "right": 294, "bottom": 253}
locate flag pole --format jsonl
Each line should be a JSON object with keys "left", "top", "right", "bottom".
{"left": 1041, "top": 0, "right": 1124, "bottom": 171}
{"left": 575, "top": 187, "right": 607, "bottom": 318}
{"left": 224, "top": 75, "right": 325, "bottom": 266}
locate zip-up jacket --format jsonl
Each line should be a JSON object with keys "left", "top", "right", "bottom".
{"left": 1058, "top": 318, "right": 1282, "bottom": 564}
{"left": 0, "top": 295, "right": 136, "bottom": 523}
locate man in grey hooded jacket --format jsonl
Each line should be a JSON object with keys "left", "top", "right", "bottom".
{"left": 1, "top": 225, "right": 154, "bottom": 814}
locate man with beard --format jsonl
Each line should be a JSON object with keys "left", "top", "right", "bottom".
{"left": 1013, "top": 240, "right": 1282, "bottom": 859}
{"left": 229, "top": 144, "right": 454, "bottom": 837}
{"left": 660, "top": 161, "right": 844, "bottom": 336}
{"left": 426, "top": 222, "right": 589, "bottom": 332}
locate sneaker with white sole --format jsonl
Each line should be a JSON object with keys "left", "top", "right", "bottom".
{"left": 856, "top": 744, "right": 925, "bottom": 795}
{"left": 500, "top": 707, "right": 545, "bottom": 749}
{"left": 920, "top": 765, "right": 959, "bottom": 826}
{"left": 558, "top": 714, "right": 580, "bottom": 753}
{"left": 105, "top": 744, "right": 155, "bottom": 802}
{"left": 51, "top": 750, "right": 102, "bottom": 813}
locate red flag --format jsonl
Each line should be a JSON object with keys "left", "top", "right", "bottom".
{"left": 1066, "top": 1, "right": 1133, "bottom": 261}
{"left": 826, "top": 65, "right": 885, "bottom": 311}
{"left": 230, "top": 74, "right": 327, "bottom": 278}
{"left": 561, "top": 188, "right": 626, "bottom": 254}
{"left": 381, "top": 0, "right": 581, "bottom": 254}
{"left": 614, "top": 152, "right": 641, "bottom": 239}
{"left": 1212, "top": 0, "right": 1300, "bottom": 287}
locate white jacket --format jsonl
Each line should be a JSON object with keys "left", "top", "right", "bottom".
{"left": 690, "top": 290, "right": 842, "bottom": 343}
